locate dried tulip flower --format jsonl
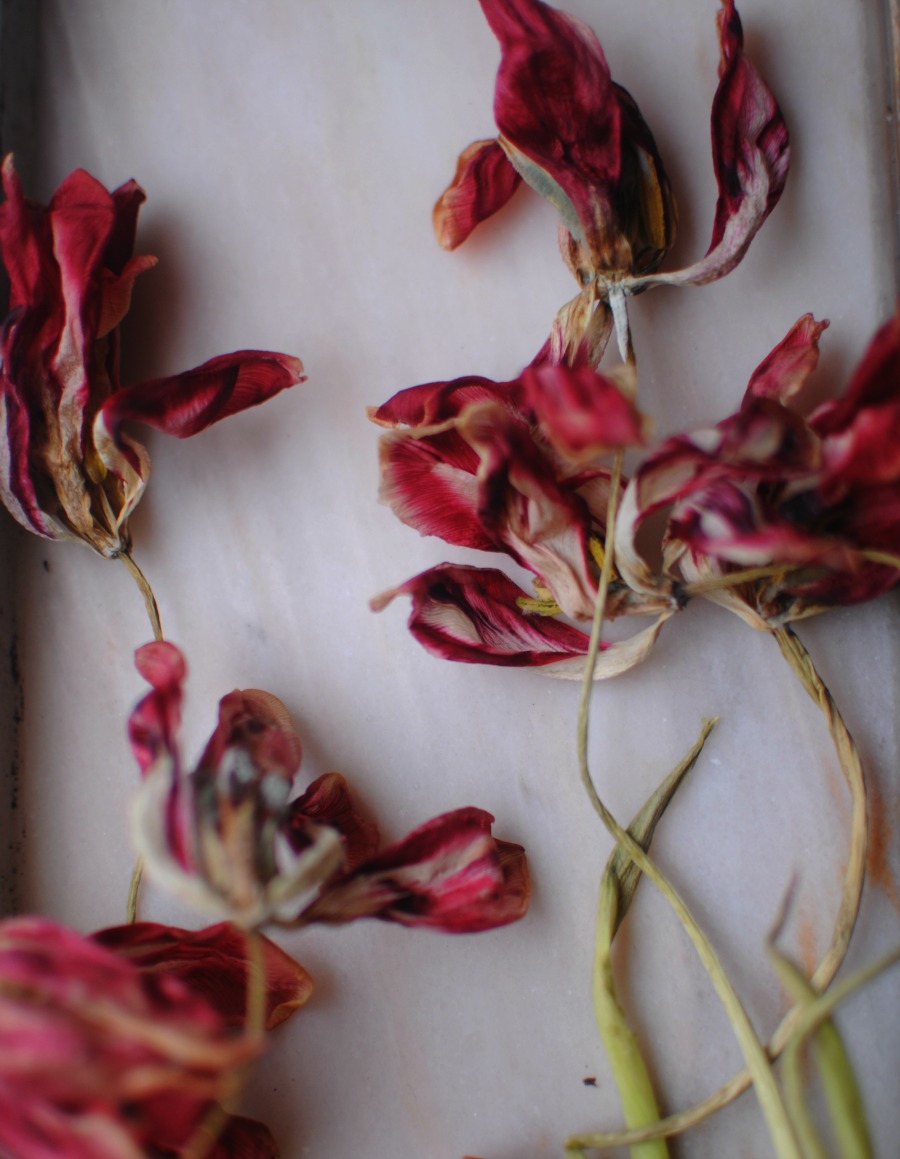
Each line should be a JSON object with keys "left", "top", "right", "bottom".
{"left": 129, "top": 641, "right": 530, "bottom": 931}
{"left": 435, "top": 0, "right": 789, "bottom": 362}
{"left": 0, "top": 915, "right": 283, "bottom": 1159}
{"left": 370, "top": 363, "right": 672, "bottom": 676}
{"left": 615, "top": 312, "right": 900, "bottom": 628}
{"left": 0, "top": 158, "right": 304, "bottom": 568}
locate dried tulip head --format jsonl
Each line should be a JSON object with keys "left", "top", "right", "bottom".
{"left": 0, "top": 157, "right": 304, "bottom": 557}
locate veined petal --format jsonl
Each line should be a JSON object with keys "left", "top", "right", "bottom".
{"left": 97, "top": 350, "right": 305, "bottom": 444}
{"left": 92, "top": 921, "right": 313, "bottom": 1031}
{"left": 371, "top": 562, "right": 592, "bottom": 667}
{"left": 298, "top": 807, "right": 530, "bottom": 932}
{"left": 630, "top": 0, "right": 789, "bottom": 291}
{"left": 433, "top": 138, "right": 523, "bottom": 250}
{"left": 378, "top": 424, "right": 498, "bottom": 552}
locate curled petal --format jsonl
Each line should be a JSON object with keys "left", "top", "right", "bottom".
{"left": 92, "top": 921, "right": 314, "bottom": 1032}
{"left": 371, "top": 562, "right": 592, "bottom": 667}
{"left": 206, "top": 1116, "right": 279, "bottom": 1159}
{"left": 631, "top": 0, "right": 789, "bottom": 291}
{"left": 298, "top": 807, "right": 530, "bottom": 932}
{"left": 197, "top": 689, "right": 303, "bottom": 783}
{"left": 129, "top": 641, "right": 187, "bottom": 777}
{"left": 288, "top": 772, "right": 381, "bottom": 871}
{"left": 745, "top": 314, "right": 829, "bottom": 403}
{"left": 369, "top": 374, "right": 523, "bottom": 428}
{"left": 97, "top": 350, "right": 305, "bottom": 451}
{"left": 433, "top": 138, "right": 523, "bottom": 249}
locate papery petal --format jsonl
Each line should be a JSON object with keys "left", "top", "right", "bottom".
{"left": 630, "top": 0, "right": 789, "bottom": 291}
{"left": 288, "top": 772, "right": 381, "bottom": 871}
{"left": 298, "top": 807, "right": 530, "bottom": 932}
{"left": 97, "top": 350, "right": 305, "bottom": 445}
{"left": 92, "top": 921, "right": 313, "bottom": 1032}
{"left": 519, "top": 362, "right": 645, "bottom": 461}
{"left": 371, "top": 562, "right": 592, "bottom": 667}
{"left": 745, "top": 314, "right": 829, "bottom": 403}
{"left": 197, "top": 689, "right": 303, "bottom": 784}
{"left": 433, "top": 138, "right": 523, "bottom": 250}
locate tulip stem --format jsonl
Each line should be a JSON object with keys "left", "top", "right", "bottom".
{"left": 245, "top": 926, "right": 266, "bottom": 1046}
{"left": 119, "top": 550, "right": 163, "bottom": 641}
{"left": 126, "top": 860, "right": 143, "bottom": 924}
{"left": 566, "top": 625, "right": 869, "bottom": 1149}
{"left": 573, "top": 444, "right": 801, "bottom": 1157}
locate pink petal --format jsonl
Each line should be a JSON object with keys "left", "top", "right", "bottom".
{"left": 93, "top": 921, "right": 313, "bottom": 1032}
{"left": 631, "top": 0, "right": 789, "bottom": 290}
{"left": 99, "top": 350, "right": 305, "bottom": 443}
{"left": 300, "top": 807, "right": 530, "bottom": 933}
{"left": 371, "top": 562, "right": 592, "bottom": 667}
{"left": 433, "top": 138, "right": 523, "bottom": 250}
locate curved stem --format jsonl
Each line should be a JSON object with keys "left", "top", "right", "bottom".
{"left": 568, "top": 624, "right": 869, "bottom": 1150}
{"left": 126, "top": 860, "right": 143, "bottom": 924}
{"left": 119, "top": 550, "right": 163, "bottom": 641}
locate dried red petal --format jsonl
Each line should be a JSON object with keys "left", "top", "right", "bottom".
{"left": 433, "top": 138, "right": 523, "bottom": 250}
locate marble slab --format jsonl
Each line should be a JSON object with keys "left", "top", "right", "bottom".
{"left": 3, "top": 2, "right": 899, "bottom": 1156}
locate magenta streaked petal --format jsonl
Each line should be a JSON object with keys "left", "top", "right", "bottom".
{"left": 371, "top": 563, "right": 592, "bottom": 667}
{"left": 99, "top": 350, "right": 305, "bottom": 441}
{"left": 631, "top": 0, "right": 789, "bottom": 291}
{"left": 299, "top": 806, "right": 530, "bottom": 932}
{"left": 433, "top": 138, "right": 523, "bottom": 250}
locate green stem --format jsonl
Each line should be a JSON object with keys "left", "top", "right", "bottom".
{"left": 573, "top": 467, "right": 801, "bottom": 1158}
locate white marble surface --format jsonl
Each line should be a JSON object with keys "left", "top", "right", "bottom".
{"left": 4, "top": 1, "right": 899, "bottom": 1156}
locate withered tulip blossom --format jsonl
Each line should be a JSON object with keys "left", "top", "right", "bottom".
{"left": 434, "top": 0, "right": 789, "bottom": 362}
{"left": 0, "top": 916, "right": 269, "bottom": 1159}
{"left": 129, "top": 642, "right": 530, "bottom": 931}
{"left": 370, "top": 365, "right": 671, "bottom": 676}
{"left": 616, "top": 313, "right": 900, "bottom": 628}
{"left": 0, "top": 158, "right": 304, "bottom": 558}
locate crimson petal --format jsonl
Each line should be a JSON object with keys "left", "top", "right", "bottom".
{"left": 93, "top": 921, "right": 313, "bottom": 1032}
